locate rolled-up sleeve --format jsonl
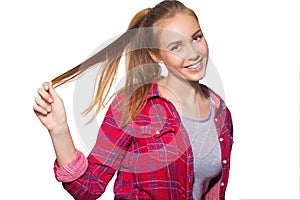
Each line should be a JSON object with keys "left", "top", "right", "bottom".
{"left": 52, "top": 94, "right": 132, "bottom": 200}
{"left": 54, "top": 149, "right": 88, "bottom": 183}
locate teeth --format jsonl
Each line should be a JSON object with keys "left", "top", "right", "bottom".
{"left": 188, "top": 63, "right": 200, "bottom": 69}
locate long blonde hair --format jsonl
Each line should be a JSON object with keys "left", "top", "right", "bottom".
{"left": 51, "top": 0, "right": 198, "bottom": 127}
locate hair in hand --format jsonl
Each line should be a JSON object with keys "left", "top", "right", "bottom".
{"left": 51, "top": 0, "right": 198, "bottom": 127}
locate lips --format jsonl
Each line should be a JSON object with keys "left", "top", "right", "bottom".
{"left": 187, "top": 63, "right": 200, "bottom": 69}
{"left": 184, "top": 60, "right": 203, "bottom": 72}
{"left": 184, "top": 59, "right": 203, "bottom": 69}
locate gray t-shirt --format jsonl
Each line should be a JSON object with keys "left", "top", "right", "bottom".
{"left": 180, "top": 99, "right": 222, "bottom": 200}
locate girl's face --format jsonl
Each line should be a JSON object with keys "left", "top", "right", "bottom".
{"left": 151, "top": 13, "right": 208, "bottom": 82}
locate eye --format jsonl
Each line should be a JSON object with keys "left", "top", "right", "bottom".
{"left": 193, "top": 34, "right": 203, "bottom": 42}
{"left": 170, "top": 44, "right": 181, "bottom": 51}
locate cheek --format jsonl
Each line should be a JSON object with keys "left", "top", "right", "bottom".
{"left": 198, "top": 39, "right": 209, "bottom": 54}
{"left": 160, "top": 51, "right": 185, "bottom": 68}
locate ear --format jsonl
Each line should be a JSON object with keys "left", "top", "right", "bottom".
{"left": 148, "top": 49, "right": 163, "bottom": 64}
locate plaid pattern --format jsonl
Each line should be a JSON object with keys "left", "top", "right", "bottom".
{"left": 55, "top": 83, "right": 233, "bottom": 200}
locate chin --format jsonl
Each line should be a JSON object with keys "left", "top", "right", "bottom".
{"left": 184, "top": 71, "right": 207, "bottom": 82}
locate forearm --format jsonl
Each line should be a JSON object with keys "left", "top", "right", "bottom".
{"left": 60, "top": 157, "right": 116, "bottom": 199}
{"left": 50, "top": 123, "right": 76, "bottom": 167}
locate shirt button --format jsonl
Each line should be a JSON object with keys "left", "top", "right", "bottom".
{"left": 220, "top": 182, "right": 225, "bottom": 187}
{"left": 214, "top": 118, "right": 218, "bottom": 122}
{"left": 155, "top": 130, "right": 160, "bottom": 135}
{"left": 219, "top": 137, "right": 224, "bottom": 142}
{"left": 222, "top": 159, "right": 228, "bottom": 164}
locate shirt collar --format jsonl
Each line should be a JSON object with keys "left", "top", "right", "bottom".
{"left": 147, "top": 83, "right": 160, "bottom": 99}
{"left": 146, "top": 80, "right": 224, "bottom": 110}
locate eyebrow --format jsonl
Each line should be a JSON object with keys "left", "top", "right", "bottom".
{"left": 191, "top": 29, "right": 202, "bottom": 38}
{"left": 166, "top": 29, "right": 202, "bottom": 48}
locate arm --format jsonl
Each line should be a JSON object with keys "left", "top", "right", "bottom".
{"left": 55, "top": 95, "right": 132, "bottom": 199}
{"left": 59, "top": 155, "right": 117, "bottom": 200}
{"left": 33, "top": 82, "right": 110, "bottom": 199}
{"left": 33, "top": 82, "right": 76, "bottom": 166}
{"left": 34, "top": 84, "right": 130, "bottom": 199}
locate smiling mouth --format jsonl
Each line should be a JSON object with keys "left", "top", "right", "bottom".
{"left": 184, "top": 60, "right": 202, "bottom": 69}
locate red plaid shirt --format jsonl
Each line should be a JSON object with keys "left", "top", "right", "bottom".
{"left": 54, "top": 83, "right": 234, "bottom": 200}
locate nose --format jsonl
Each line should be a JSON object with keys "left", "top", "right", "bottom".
{"left": 186, "top": 43, "right": 200, "bottom": 62}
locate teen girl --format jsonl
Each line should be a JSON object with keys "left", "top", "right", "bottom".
{"left": 33, "top": 1, "right": 233, "bottom": 199}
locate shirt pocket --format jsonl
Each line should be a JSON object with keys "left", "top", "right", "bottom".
{"left": 146, "top": 126, "right": 180, "bottom": 163}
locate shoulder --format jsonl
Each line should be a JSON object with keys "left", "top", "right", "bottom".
{"left": 200, "top": 84, "right": 225, "bottom": 109}
{"left": 200, "top": 83, "right": 233, "bottom": 127}
{"left": 109, "top": 89, "right": 125, "bottom": 109}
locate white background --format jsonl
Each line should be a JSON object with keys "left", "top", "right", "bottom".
{"left": 0, "top": 0, "right": 299, "bottom": 199}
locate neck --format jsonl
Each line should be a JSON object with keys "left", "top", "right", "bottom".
{"left": 158, "top": 73, "right": 205, "bottom": 104}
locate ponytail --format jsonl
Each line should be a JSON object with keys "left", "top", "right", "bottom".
{"left": 51, "top": 1, "right": 193, "bottom": 127}
{"left": 121, "top": 8, "right": 161, "bottom": 127}
{"left": 51, "top": 7, "right": 159, "bottom": 126}
{"left": 127, "top": 8, "right": 150, "bottom": 30}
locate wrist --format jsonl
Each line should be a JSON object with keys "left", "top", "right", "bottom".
{"left": 49, "top": 123, "right": 76, "bottom": 167}
{"left": 49, "top": 123, "right": 69, "bottom": 137}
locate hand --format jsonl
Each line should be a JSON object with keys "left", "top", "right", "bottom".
{"left": 33, "top": 82, "right": 68, "bottom": 135}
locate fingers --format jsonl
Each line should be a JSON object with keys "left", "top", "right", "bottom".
{"left": 33, "top": 104, "right": 48, "bottom": 115}
{"left": 34, "top": 81, "right": 53, "bottom": 115}
{"left": 42, "top": 82, "right": 50, "bottom": 91}
{"left": 48, "top": 82, "right": 59, "bottom": 99}
{"left": 35, "top": 96, "right": 51, "bottom": 112}
{"left": 39, "top": 82, "right": 53, "bottom": 103}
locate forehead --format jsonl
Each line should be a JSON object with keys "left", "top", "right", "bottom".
{"left": 154, "top": 13, "right": 200, "bottom": 40}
